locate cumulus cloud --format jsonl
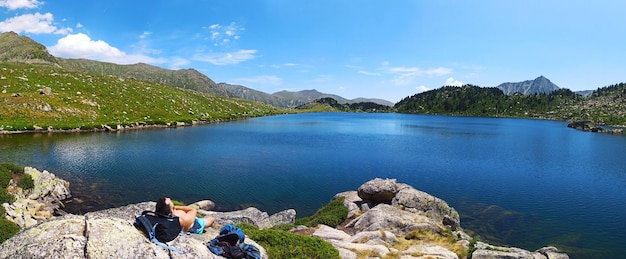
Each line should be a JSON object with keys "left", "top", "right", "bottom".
{"left": 416, "top": 85, "right": 431, "bottom": 93}
{"left": 0, "top": 0, "right": 41, "bottom": 10}
{"left": 48, "top": 33, "right": 165, "bottom": 65}
{"left": 0, "top": 12, "right": 71, "bottom": 34}
{"left": 232, "top": 75, "right": 282, "bottom": 86}
{"left": 444, "top": 77, "right": 464, "bottom": 86}
{"left": 192, "top": 49, "right": 257, "bottom": 65}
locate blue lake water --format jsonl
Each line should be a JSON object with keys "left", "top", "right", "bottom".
{"left": 1, "top": 112, "right": 624, "bottom": 258}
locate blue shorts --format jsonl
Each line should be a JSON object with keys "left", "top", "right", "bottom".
{"left": 188, "top": 218, "right": 205, "bottom": 234}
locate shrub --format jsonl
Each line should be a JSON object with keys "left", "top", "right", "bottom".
{"left": 238, "top": 223, "right": 339, "bottom": 259}
{"left": 17, "top": 173, "right": 34, "bottom": 190}
{"left": 0, "top": 218, "right": 20, "bottom": 244}
{"left": 0, "top": 189, "right": 15, "bottom": 205}
{"left": 295, "top": 197, "right": 348, "bottom": 228}
{"left": 0, "top": 166, "right": 11, "bottom": 189}
{"left": 0, "top": 162, "right": 24, "bottom": 174}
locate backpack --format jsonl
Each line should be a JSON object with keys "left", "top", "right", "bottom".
{"left": 134, "top": 210, "right": 184, "bottom": 254}
{"left": 207, "top": 224, "right": 261, "bottom": 259}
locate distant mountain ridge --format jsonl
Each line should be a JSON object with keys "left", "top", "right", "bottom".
{"left": 0, "top": 31, "right": 390, "bottom": 107}
{"left": 497, "top": 76, "right": 560, "bottom": 95}
{"left": 220, "top": 82, "right": 394, "bottom": 107}
{"left": 56, "top": 59, "right": 230, "bottom": 97}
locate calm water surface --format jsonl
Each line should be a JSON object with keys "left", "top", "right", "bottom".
{"left": 1, "top": 113, "right": 624, "bottom": 258}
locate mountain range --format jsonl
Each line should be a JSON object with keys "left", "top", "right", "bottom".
{"left": 0, "top": 31, "right": 598, "bottom": 108}
{"left": 0, "top": 32, "right": 394, "bottom": 108}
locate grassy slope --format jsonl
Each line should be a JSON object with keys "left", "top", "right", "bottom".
{"left": 0, "top": 63, "right": 285, "bottom": 131}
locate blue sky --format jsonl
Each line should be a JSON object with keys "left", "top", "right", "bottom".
{"left": 1, "top": 0, "right": 624, "bottom": 102}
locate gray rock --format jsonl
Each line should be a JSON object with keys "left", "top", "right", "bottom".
{"left": 0, "top": 215, "right": 87, "bottom": 259}
{"left": 333, "top": 191, "right": 364, "bottom": 218}
{"left": 536, "top": 247, "right": 570, "bottom": 259}
{"left": 391, "top": 184, "right": 460, "bottom": 230}
{"left": 353, "top": 204, "right": 439, "bottom": 237}
{"left": 4, "top": 167, "right": 72, "bottom": 228}
{"left": 402, "top": 244, "right": 458, "bottom": 259}
{"left": 190, "top": 200, "right": 215, "bottom": 211}
{"left": 311, "top": 225, "right": 351, "bottom": 241}
{"left": 347, "top": 230, "right": 398, "bottom": 246}
{"left": 472, "top": 242, "right": 546, "bottom": 259}
{"left": 39, "top": 86, "right": 52, "bottom": 95}
{"left": 204, "top": 207, "right": 296, "bottom": 229}
{"left": 357, "top": 178, "right": 398, "bottom": 203}
{"left": 0, "top": 202, "right": 270, "bottom": 259}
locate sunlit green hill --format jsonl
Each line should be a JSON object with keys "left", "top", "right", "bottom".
{"left": 0, "top": 62, "right": 283, "bottom": 132}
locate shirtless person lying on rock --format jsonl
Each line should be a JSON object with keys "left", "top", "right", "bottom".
{"left": 155, "top": 197, "right": 216, "bottom": 234}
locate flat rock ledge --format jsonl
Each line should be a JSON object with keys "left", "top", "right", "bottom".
{"left": 0, "top": 201, "right": 287, "bottom": 259}
{"left": 1, "top": 174, "right": 570, "bottom": 259}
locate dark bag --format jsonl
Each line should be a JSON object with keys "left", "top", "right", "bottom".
{"left": 218, "top": 238, "right": 246, "bottom": 259}
{"left": 134, "top": 210, "right": 184, "bottom": 254}
{"left": 207, "top": 224, "right": 261, "bottom": 259}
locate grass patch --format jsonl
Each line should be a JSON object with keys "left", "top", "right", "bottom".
{"left": 397, "top": 228, "right": 469, "bottom": 258}
{"left": 239, "top": 223, "right": 340, "bottom": 259}
{"left": 17, "top": 173, "right": 34, "bottom": 190}
{"left": 0, "top": 162, "right": 22, "bottom": 244}
{"left": 294, "top": 197, "right": 348, "bottom": 228}
{"left": 0, "top": 218, "right": 20, "bottom": 244}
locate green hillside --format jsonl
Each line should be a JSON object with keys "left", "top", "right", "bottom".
{"left": 0, "top": 62, "right": 283, "bottom": 132}
{"left": 395, "top": 84, "right": 626, "bottom": 127}
{"left": 57, "top": 58, "right": 230, "bottom": 97}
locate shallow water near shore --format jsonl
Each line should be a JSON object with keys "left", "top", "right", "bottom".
{"left": 1, "top": 112, "right": 625, "bottom": 258}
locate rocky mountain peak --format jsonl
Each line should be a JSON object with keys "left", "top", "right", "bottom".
{"left": 0, "top": 31, "right": 57, "bottom": 65}
{"left": 497, "top": 76, "right": 560, "bottom": 95}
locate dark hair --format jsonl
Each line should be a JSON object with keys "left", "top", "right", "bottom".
{"left": 155, "top": 197, "right": 171, "bottom": 216}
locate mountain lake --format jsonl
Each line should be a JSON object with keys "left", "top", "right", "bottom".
{"left": 1, "top": 112, "right": 624, "bottom": 258}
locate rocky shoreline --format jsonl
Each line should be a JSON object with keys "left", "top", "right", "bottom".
{"left": 1, "top": 169, "right": 569, "bottom": 258}
{"left": 0, "top": 118, "right": 249, "bottom": 135}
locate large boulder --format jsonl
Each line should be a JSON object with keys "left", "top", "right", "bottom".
{"left": 357, "top": 178, "right": 398, "bottom": 203}
{"left": 0, "top": 202, "right": 274, "bottom": 259}
{"left": 351, "top": 203, "right": 439, "bottom": 236}
{"left": 203, "top": 207, "right": 296, "bottom": 229}
{"left": 392, "top": 183, "right": 460, "bottom": 230}
{"left": 471, "top": 242, "right": 570, "bottom": 259}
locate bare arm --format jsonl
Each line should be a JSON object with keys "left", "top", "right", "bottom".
{"left": 171, "top": 206, "right": 197, "bottom": 231}
{"left": 174, "top": 205, "right": 197, "bottom": 214}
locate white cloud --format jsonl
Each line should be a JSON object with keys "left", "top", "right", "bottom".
{"left": 0, "top": 12, "right": 71, "bottom": 35}
{"left": 206, "top": 22, "right": 244, "bottom": 46}
{"left": 48, "top": 33, "right": 165, "bottom": 65}
{"left": 444, "top": 77, "right": 464, "bottom": 86}
{"left": 232, "top": 75, "right": 282, "bottom": 86}
{"left": 385, "top": 66, "right": 453, "bottom": 86}
{"left": 191, "top": 49, "right": 257, "bottom": 65}
{"left": 416, "top": 85, "right": 431, "bottom": 93}
{"left": 168, "top": 57, "right": 190, "bottom": 69}
{"left": 310, "top": 75, "right": 333, "bottom": 83}
{"left": 358, "top": 70, "right": 382, "bottom": 76}
{"left": 0, "top": 0, "right": 41, "bottom": 10}
{"left": 139, "top": 31, "right": 151, "bottom": 39}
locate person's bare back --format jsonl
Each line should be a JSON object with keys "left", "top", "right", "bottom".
{"left": 156, "top": 197, "right": 215, "bottom": 233}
